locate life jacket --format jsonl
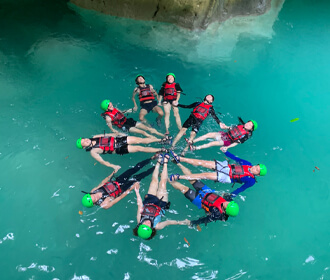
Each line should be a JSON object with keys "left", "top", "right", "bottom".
{"left": 201, "top": 193, "right": 226, "bottom": 213}
{"left": 86, "top": 137, "right": 115, "bottom": 154}
{"left": 139, "top": 204, "right": 162, "bottom": 228}
{"left": 163, "top": 83, "right": 177, "bottom": 101}
{"left": 192, "top": 102, "right": 213, "bottom": 120}
{"left": 94, "top": 181, "right": 122, "bottom": 206}
{"left": 138, "top": 84, "right": 155, "bottom": 103}
{"left": 227, "top": 125, "right": 251, "bottom": 142}
{"left": 101, "top": 108, "right": 127, "bottom": 128}
{"left": 229, "top": 164, "right": 255, "bottom": 183}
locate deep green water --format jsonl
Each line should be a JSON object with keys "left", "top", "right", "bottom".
{"left": 1, "top": 0, "right": 329, "bottom": 279}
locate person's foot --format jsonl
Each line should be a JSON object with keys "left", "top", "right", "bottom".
{"left": 163, "top": 153, "right": 170, "bottom": 164}
{"left": 160, "top": 135, "right": 172, "bottom": 145}
{"left": 180, "top": 150, "right": 186, "bottom": 157}
{"left": 157, "top": 154, "right": 164, "bottom": 165}
{"left": 169, "top": 174, "right": 180, "bottom": 181}
{"left": 169, "top": 150, "right": 180, "bottom": 164}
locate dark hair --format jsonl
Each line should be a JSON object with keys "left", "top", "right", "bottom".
{"left": 133, "top": 225, "right": 157, "bottom": 240}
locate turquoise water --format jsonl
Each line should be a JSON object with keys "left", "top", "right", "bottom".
{"left": 1, "top": 0, "right": 330, "bottom": 279}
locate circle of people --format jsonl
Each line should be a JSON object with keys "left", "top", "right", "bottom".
{"left": 76, "top": 73, "right": 267, "bottom": 240}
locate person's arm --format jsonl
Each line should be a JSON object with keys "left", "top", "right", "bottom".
{"left": 175, "top": 83, "right": 182, "bottom": 103}
{"left": 91, "top": 171, "right": 116, "bottom": 192}
{"left": 155, "top": 219, "right": 190, "bottom": 230}
{"left": 224, "top": 151, "right": 252, "bottom": 166}
{"left": 150, "top": 84, "right": 159, "bottom": 100}
{"left": 190, "top": 215, "right": 213, "bottom": 226}
{"left": 132, "top": 88, "right": 139, "bottom": 111}
{"left": 90, "top": 150, "right": 121, "bottom": 171}
{"left": 209, "top": 107, "right": 221, "bottom": 124}
{"left": 176, "top": 102, "right": 200, "bottom": 109}
{"left": 104, "top": 115, "right": 120, "bottom": 134}
{"left": 92, "top": 133, "right": 117, "bottom": 138}
{"left": 220, "top": 142, "right": 238, "bottom": 153}
{"left": 231, "top": 177, "right": 255, "bottom": 197}
{"left": 100, "top": 184, "right": 135, "bottom": 209}
{"left": 134, "top": 183, "right": 143, "bottom": 223}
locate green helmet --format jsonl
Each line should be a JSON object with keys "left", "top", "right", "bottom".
{"left": 166, "top": 73, "right": 176, "bottom": 80}
{"left": 100, "top": 99, "right": 110, "bottom": 111}
{"left": 76, "top": 137, "right": 83, "bottom": 149}
{"left": 137, "top": 225, "right": 152, "bottom": 239}
{"left": 225, "top": 201, "right": 239, "bottom": 217}
{"left": 259, "top": 164, "right": 267, "bottom": 176}
{"left": 82, "top": 194, "right": 93, "bottom": 208}
{"left": 250, "top": 120, "right": 258, "bottom": 130}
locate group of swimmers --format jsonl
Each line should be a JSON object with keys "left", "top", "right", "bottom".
{"left": 76, "top": 73, "right": 268, "bottom": 240}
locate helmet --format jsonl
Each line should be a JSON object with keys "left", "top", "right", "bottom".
{"left": 259, "top": 164, "right": 267, "bottom": 176}
{"left": 82, "top": 194, "right": 93, "bottom": 208}
{"left": 166, "top": 73, "right": 176, "bottom": 80}
{"left": 100, "top": 100, "right": 110, "bottom": 111}
{"left": 225, "top": 201, "right": 239, "bottom": 217}
{"left": 76, "top": 138, "right": 83, "bottom": 149}
{"left": 137, "top": 224, "right": 152, "bottom": 239}
{"left": 135, "top": 74, "right": 145, "bottom": 84}
{"left": 250, "top": 120, "right": 258, "bottom": 130}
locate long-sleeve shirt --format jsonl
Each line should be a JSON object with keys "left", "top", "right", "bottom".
{"left": 224, "top": 151, "right": 256, "bottom": 196}
{"left": 177, "top": 102, "right": 221, "bottom": 124}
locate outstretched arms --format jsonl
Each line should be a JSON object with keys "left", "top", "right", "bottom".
{"left": 90, "top": 150, "right": 121, "bottom": 172}
{"left": 135, "top": 183, "right": 143, "bottom": 223}
{"left": 155, "top": 219, "right": 190, "bottom": 230}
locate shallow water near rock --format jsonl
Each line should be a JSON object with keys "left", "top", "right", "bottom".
{"left": 0, "top": 0, "right": 329, "bottom": 279}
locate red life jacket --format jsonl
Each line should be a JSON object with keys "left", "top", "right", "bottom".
{"left": 163, "top": 83, "right": 177, "bottom": 101}
{"left": 201, "top": 193, "right": 226, "bottom": 213}
{"left": 89, "top": 137, "right": 115, "bottom": 154}
{"left": 102, "top": 108, "right": 127, "bottom": 128}
{"left": 138, "top": 84, "right": 155, "bottom": 103}
{"left": 229, "top": 164, "right": 255, "bottom": 183}
{"left": 227, "top": 125, "right": 251, "bottom": 142}
{"left": 192, "top": 103, "right": 213, "bottom": 120}
{"left": 139, "top": 203, "right": 162, "bottom": 228}
{"left": 103, "top": 181, "right": 122, "bottom": 198}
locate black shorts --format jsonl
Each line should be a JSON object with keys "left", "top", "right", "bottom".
{"left": 121, "top": 118, "right": 137, "bottom": 132}
{"left": 162, "top": 99, "right": 175, "bottom": 105}
{"left": 115, "top": 136, "right": 129, "bottom": 155}
{"left": 140, "top": 100, "right": 157, "bottom": 113}
{"left": 143, "top": 194, "right": 170, "bottom": 210}
{"left": 182, "top": 115, "right": 203, "bottom": 133}
{"left": 184, "top": 181, "right": 205, "bottom": 202}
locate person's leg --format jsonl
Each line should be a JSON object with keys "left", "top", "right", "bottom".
{"left": 139, "top": 109, "right": 148, "bottom": 123}
{"left": 194, "top": 132, "right": 221, "bottom": 143}
{"left": 147, "top": 159, "right": 161, "bottom": 196}
{"left": 176, "top": 163, "right": 197, "bottom": 185}
{"left": 133, "top": 166, "right": 155, "bottom": 182}
{"left": 156, "top": 154, "right": 169, "bottom": 202}
{"left": 152, "top": 105, "right": 164, "bottom": 121}
{"left": 135, "top": 122, "right": 164, "bottom": 137}
{"left": 179, "top": 156, "right": 216, "bottom": 170}
{"left": 181, "top": 130, "right": 197, "bottom": 156}
{"left": 127, "top": 136, "right": 161, "bottom": 145}
{"left": 172, "top": 105, "right": 182, "bottom": 130}
{"left": 129, "top": 126, "right": 154, "bottom": 138}
{"left": 128, "top": 145, "right": 162, "bottom": 154}
{"left": 168, "top": 180, "right": 190, "bottom": 194}
{"left": 195, "top": 140, "right": 224, "bottom": 151}
{"left": 176, "top": 172, "right": 218, "bottom": 181}
{"left": 171, "top": 127, "right": 187, "bottom": 148}
{"left": 163, "top": 102, "right": 171, "bottom": 134}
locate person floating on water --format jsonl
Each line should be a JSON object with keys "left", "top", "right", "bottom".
{"left": 171, "top": 94, "right": 227, "bottom": 156}
{"left": 132, "top": 74, "right": 164, "bottom": 126}
{"left": 133, "top": 154, "right": 190, "bottom": 240}
{"left": 100, "top": 99, "right": 164, "bottom": 138}
{"left": 168, "top": 161, "right": 239, "bottom": 227}
{"left": 76, "top": 134, "right": 168, "bottom": 172}
{"left": 169, "top": 151, "right": 267, "bottom": 197}
{"left": 158, "top": 73, "right": 183, "bottom": 135}
{"left": 81, "top": 157, "right": 156, "bottom": 209}
{"left": 190, "top": 117, "right": 257, "bottom": 153}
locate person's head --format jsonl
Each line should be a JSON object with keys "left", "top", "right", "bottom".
{"left": 250, "top": 164, "right": 267, "bottom": 176}
{"left": 204, "top": 94, "right": 214, "bottom": 104}
{"left": 76, "top": 138, "right": 92, "bottom": 149}
{"left": 133, "top": 220, "right": 157, "bottom": 240}
{"left": 81, "top": 192, "right": 103, "bottom": 208}
{"left": 135, "top": 74, "right": 145, "bottom": 85}
{"left": 223, "top": 201, "right": 239, "bottom": 217}
{"left": 100, "top": 100, "right": 113, "bottom": 111}
{"left": 245, "top": 120, "right": 258, "bottom": 131}
{"left": 166, "top": 73, "right": 175, "bottom": 83}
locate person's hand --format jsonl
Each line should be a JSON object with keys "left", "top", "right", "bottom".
{"left": 134, "top": 182, "right": 140, "bottom": 192}
{"left": 172, "top": 100, "right": 178, "bottom": 106}
{"left": 158, "top": 102, "right": 162, "bottom": 107}
{"left": 220, "top": 146, "right": 228, "bottom": 153}
{"left": 114, "top": 165, "right": 121, "bottom": 173}
{"left": 220, "top": 123, "right": 229, "bottom": 130}
{"left": 180, "top": 219, "right": 191, "bottom": 226}
{"left": 133, "top": 106, "right": 138, "bottom": 112}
